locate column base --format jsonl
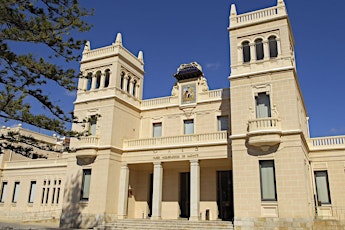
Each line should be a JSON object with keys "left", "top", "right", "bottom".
{"left": 151, "top": 216, "right": 161, "bottom": 220}
{"left": 117, "top": 215, "right": 127, "bottom": 220}
{"left": 189, "top": 216, "right": 199, "bottom": 221}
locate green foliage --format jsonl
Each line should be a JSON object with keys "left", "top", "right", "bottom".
{"left": 0, "top": 0, "right": 92, "bottom": 136}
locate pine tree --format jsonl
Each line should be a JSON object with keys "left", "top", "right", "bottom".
{"left": 0, "top": 0, "right": 92, "bottom": 155}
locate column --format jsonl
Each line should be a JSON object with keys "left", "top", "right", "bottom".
{"left": 189, "top": 159, "right": 200, "bottom": 221}
{"left": 151, "top": 162, "right": 163, "bottom": 220}
{"left": 117, "top": 164, "right": 129, "bottom": 219}
{"left": 135, "top": 84, "right": 140, "bottom": 99}
{"left": 100, "top": 72, "right": 105, "bottom": 88}
{"left": 250, "top": 43, "right": 255, "bottom": 62}
{"left": 82, "top": 75, "right": 88, "bottom": 90}
{"left": 263, "top": 41, "right": 270, "bottom": 60}
{"left": 277, "top": 39, "right": 282, "bottom": 58}
{"left": 123, "top": 76, "right": 129, "bottom": 92}
{"left": 129, "top": 79, "right": 134, "bottom": 96}
{"left": 91, "top": 75, "right": 97, "bottom": 90}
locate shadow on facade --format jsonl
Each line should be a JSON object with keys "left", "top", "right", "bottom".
{"left": 59, "top": 172, "right": 83, "bottom": 228}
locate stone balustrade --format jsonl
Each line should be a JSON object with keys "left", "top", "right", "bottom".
{"left": 123, "top": 131, "right": 228, "bottom": 150}
{"left": 72, "top": 136, "right": 99, "bottom": 149}
{"left": 248, "top": 117, "right": 281, "bottom": 133}
{"left": 309, "top": 136, "right": 345, "bottom": 150}
{"left": 142, "top": 96, "right": 176, "bottom": 109}
{"left": 230, "top": 5, "right": 286, "bottom": 29}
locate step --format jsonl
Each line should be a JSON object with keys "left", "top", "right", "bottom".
{"left": 95, "top": 219, "right": 233, "bottom": 230}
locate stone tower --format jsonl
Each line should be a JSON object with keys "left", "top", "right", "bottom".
{"left": 61, "top": 33, "right": 144, "bottom": 227}
{"left": 228, "top": 0, "right": 314, "bottom": 228}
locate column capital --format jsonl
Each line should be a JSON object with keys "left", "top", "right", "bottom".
{"left": 153, "top": 161, "right": 162, "bottom": 166}
{"left": 190, "top": 159, "right": 199, "bottom": 165}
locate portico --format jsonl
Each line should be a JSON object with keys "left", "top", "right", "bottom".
{"left": 116, "top": 158, "right": 232, "bottom": 221}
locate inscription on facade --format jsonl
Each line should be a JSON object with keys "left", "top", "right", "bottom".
{"left": 153, "top": 153, "right": 199, "bottom": 161}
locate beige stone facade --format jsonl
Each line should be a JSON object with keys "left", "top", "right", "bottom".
{"left": 0, "top": 1, "right": 344, "bottom": 229}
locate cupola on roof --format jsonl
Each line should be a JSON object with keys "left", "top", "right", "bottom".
{"left": 174, "top": 62, "right": 203, "bottom": 81}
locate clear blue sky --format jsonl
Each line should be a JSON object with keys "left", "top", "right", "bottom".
{"left": 3, "top": 0, "right": 345, "bottom": 138}
{"left": 76, "top": 0, "right": 344, "bottom": 137}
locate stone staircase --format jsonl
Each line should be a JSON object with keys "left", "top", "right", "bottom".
{"left": 95, "top": 219, "right": 234, "bottom": 230}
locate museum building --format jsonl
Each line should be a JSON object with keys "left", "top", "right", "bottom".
{"left": 0, "top": 0, "right": 345, "bottom": 229}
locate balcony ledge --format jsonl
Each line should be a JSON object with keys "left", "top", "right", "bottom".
{"left": 247, "top": 117, "right": 282, "bottom": 151}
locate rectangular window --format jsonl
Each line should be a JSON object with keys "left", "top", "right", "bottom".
{"left": 88, "top": 115, "right": 97, "bottom": 136}
{"left": 184, "top": 119, "right": 194, "bottom": 134}
{"left": 56, "top": 188, "right": 60, "bottom": 204}
{"left": 28, "top": 181, "right": 36, "bottom": 203}
{"left": 255, "top": 93, "right": 271, "bottom": 118}
{"left": 12, "top": 182, "right": 20, "bottom": 203}
{"left": 0, "top": 182, "right": 8, "bottom": 203}
{"left": 152, "top": 122, "right": 162, "bottom": 137}
{"left": 217, "top": 116, "right": 229, "bottom": 131}
{"left": 259, "top": 160, "right": 277, "bottom": 201}
{"left": 41, "top": 188, "right": 45, "bottom": 204}
{"left": 52, "top": 188, "right": 56, "bottom": 204}
{"left": 315, "top": 171, "right": 331, "bottom": 205}
{"left": 45, "top": 188, "right": 50, "bottom": 204}
{"left": 81, "top": 169, "right": 92, "bottom": 201}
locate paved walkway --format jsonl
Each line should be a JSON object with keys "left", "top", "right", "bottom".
{"left": 0, "top": 219, "right": 61, "bottom": 230}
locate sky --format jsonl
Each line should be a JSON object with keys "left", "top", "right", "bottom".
{"left": 3, "top": 0, "right": 345, "bottom": 138}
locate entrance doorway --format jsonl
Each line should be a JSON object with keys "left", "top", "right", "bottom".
{"left": 217, "top": 170, "right": 233, "bottom": 221}
{"left": 179, "top": 172, "right": 190, "bottom": 218}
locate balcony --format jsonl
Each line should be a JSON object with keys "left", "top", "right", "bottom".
{"left": 123, "top": 131, "right": 228, "bottom": 151}
{"left": 247, "top": 117, "right": 282, "bottom": 150}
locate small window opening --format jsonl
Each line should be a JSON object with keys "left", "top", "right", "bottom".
{"left": 255, "top": 38, "right": 264, "bottom": 60}
{"left": 269, "top": 36, "right": 278, "bottom": 58}
{"left": 242, "top": 41, "right": 251, "bottom": 63}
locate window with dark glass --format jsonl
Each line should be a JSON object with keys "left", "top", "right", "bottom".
{"left": 153, "top": 122, "right": 162, "bottom": 137}
{"left": 0, "top": 182, "right": 8, "bottom": 203}
{"left": 120, "top": 72, "right": 125, "bottom": 90}
{"left": 81, "top": 169, "right": 92, "bottom": 201}
{"left": 268, "top": 36, "right": 278, "bottom": 58}
{"left": 86, "top": 72, "right": 92, "bottom": 91}
{"left": 88, "top": 115, "right": 97, "bottom": 136}
{"left": 255, "top": 38, "right": 264, "bottom": 60}
{"left": 255, "top": 93, "right": 271, "bottom": 118}
{"left": 126, "top": 76, "right": 131, "bottom": 93}
{"left": 184, "top": 119, "right": 194, "bottom": 134}
{"left": 242, "top": 41, "right": 251, "bottom": 63}
{"left": 217, "top": 116, "right": 229, "bottom": 131}
{"left": 259, "top": 160, "right": 277, "bottom": 201}
{"left": 132, "top": 80, "right": 137, "bottom": 96}
{"left": 104, "top": 69, "right": 110, "bottom": 88}
{"left": 28, "top": 181, "right": 36, "bottom": 203}
{"left": 314, "top": 171, "right": 331, "bottom": 205}
{"left": 95, "top": 71, "right": 101, "bottom": 89}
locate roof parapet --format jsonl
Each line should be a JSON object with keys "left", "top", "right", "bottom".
{"left": 229, "top": 0, "right": 287, "bottom": 29}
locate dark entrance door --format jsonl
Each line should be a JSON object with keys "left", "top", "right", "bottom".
{"left": 179, "top": 172, "right": 190, "bottom": 218}
{"left": 217, "top": 170, "right": 233, "bottom": 221}
{"left": 148, "top": 173, "right": 153, "bottom": 217}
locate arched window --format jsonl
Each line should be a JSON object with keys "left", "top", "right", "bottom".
{"left": 86, "top": 72, "right": 92, "bottom": 91}
{"left": 255, "top": 38, "right": 264, "bottom": 60}
{"left": 268, "top": 36, "right": 278, "bottom": 58}
{"left": 242, "top": 41, "right": 251, "bottom": 63}
{"left": 104, "top": 69, "right": 110, "bottom": 88}
{"left": 126, "top": 76, "right": 131, "bottom": 93}
{"left": 132, "top": 79, "right": 137, "bottom": 96}
{"left": 120, "top": 72, "right": 125, "bottom": 90}
{"left": 95, "top": 71, "right": 101, "bottom": 89}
